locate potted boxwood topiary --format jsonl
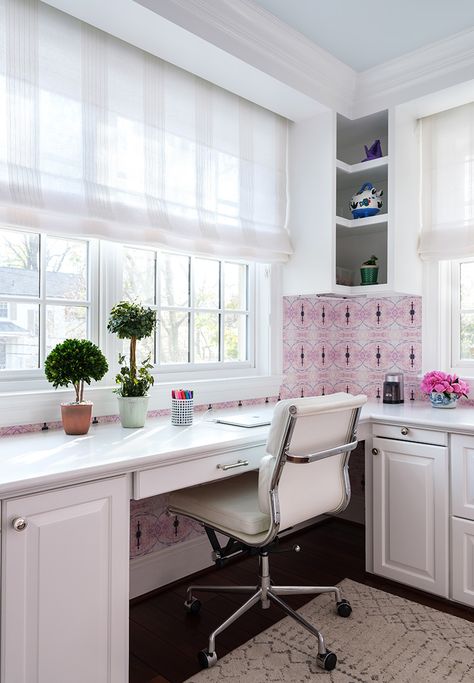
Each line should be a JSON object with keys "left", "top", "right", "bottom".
{"left": 44, "top": 338, "right": 108, "bottom": 435}
{"left": 360, "top": 254, "right": 379, "bottom": 285}
{"left": 107, "top": 301, "right": 157, "bottom": 428}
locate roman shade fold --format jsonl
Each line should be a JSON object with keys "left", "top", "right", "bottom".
{"left": 0, "top": 0, "right": 291, "bottom": 262}
{"left": 419, "top": 102, "right": 474, "bottom": 261}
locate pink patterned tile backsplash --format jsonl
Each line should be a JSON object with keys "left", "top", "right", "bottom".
{"left": 281, "top": 295, "right": 422, "bottom": 402}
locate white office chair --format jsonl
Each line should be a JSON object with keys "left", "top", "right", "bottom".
{"left": 168, "top": 392, "right": 367, "bottom": 672}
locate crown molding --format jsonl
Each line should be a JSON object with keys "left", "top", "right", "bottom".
{"left": 41, "top": 0, "right": 474, "bottom": 120}
{"left": 354, "top": 27, "right": 474, "bottom": 117}
{"left": 135, "top": 0, "right": 356, "bottom": 117}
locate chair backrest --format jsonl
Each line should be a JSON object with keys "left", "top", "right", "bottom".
{"left": 258, "top": 393, "right": 367, "bottom": 534}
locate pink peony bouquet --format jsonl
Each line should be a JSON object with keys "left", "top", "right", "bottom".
{"left": 420, "top": 370, "right": 470, "bottom": 399}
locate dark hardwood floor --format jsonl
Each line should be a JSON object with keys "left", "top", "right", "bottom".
{"left": 129, "top": 518, "right": 474, "bottom": 683}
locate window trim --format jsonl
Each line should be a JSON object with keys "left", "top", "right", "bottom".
{"left": 423, "top": 259, "right": 474, "bottom": 379}
{"left": 450, "top": 257, "right": 474, "bottom": 371}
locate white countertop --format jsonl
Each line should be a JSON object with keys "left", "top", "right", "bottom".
{"left": 0, "top": 406, "right": 274, "bottom": 497}
{"left": 364, "top": 400, "right": 474, "bottom": 432}
{"left": 1, "top": 400, "right": 474, "bottom": 498}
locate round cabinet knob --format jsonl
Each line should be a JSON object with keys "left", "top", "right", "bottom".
{"left": 400, "top": 427, "right": 409, "bottom": 436}
{"left": 12, "top": 517, "right": 27, "bottom": 532}
{"left": 372, "top": 448, "right": 379, "bottom": 456}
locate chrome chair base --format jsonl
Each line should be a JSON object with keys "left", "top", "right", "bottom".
{"left": 185, "top": 551, "right": 351, "bottom": 672}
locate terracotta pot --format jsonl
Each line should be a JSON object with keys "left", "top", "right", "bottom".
{"left": 60, "top": 402, "right": 93, "bottom": 435}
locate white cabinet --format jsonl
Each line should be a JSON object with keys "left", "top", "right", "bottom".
{"left": 450, "top": 433, "right": 474, "bottom": 606}
{"left": 451, "top": 517, "right": 474, "bottom": 607}
{"left": 451, "top": 433, "right": 474, "bottom": 520}
{"left": 372, "top": 435, "right": 449, "bottom": 596}
{"left": 1, "top": 476, "right": 129, "bottom": 683}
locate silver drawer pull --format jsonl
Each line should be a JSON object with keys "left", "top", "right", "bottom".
{"left": 217, "top": 459, "right": 249, "bottom": 471}
{"left": 372, "top": 448, "right": 379, "bottom": 456}
{"left": 400, "top": 427, "right": 409, "bottom": 436}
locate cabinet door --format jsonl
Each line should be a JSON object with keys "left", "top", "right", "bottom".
{"left": 452, "top": 516, "right": 474, "bottom": 607}
{"left": 1, "top": 476, "right": 129, "bottom": 683}
{"left": 451, "top": 434, "right": 474, "bottom": 520}
{"left": 373, "top": 437, "right": 448, "bottom": 596}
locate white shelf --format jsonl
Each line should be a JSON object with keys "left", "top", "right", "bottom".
{"left": 336, "top": 156, "right": 389, "bottom": 174}
{"left": 333, "top": 283, "right": 391, "bottom": 297}
{"left": 336, "top": 214, "right": 389, "bottom": 229}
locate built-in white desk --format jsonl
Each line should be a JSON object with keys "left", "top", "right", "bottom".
{"left": 2, "top": 399, "right": 474, "bottom": 683}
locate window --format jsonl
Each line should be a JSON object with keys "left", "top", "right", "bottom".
{"left": 123, "top": 247, "right": 251, "bottom": 369}
{"left": 0, "top": 228, "right": 92, "bottom": 371}
{"left": 0, "top": 227, "right": 261, "bottom": 378}
{"left": 451, "top": 259, "right": 474, "bottom": 370}
{"left": 420, "top": 102, "right": 474, "bottom": 377}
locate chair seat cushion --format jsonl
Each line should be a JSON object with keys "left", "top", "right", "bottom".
{"left": 169, "top": 471, "right": 270, "bottom": 536}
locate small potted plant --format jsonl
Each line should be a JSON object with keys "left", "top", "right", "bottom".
{"left": 360, "top": 255, "right": 379, "bottom": 285}
{"left": 44, "top": 339, "right": 108, "bottom": 435}
{"left": 107, "top": 301, "right": 157, "bottom": 428}
{"left": 420, "top": 370, "right": 470, "bottom": 408}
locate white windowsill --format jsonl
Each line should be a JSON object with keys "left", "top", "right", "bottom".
{"left": 0, "top": 374, "right": 283, "bottom": 428}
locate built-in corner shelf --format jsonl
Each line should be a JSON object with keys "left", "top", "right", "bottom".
{"left": 336, "top": 214, "right": 389, "bottom": 230}
{"left": 336, "top": 156, "right": 389, "bottom": 175}
{"left": 333, "top": 282, "right": 392, "bottom": 297}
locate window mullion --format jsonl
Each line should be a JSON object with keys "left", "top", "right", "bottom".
{"left": 39, "top": 234, "right": 47, "bottom": 368}
{"left": 220, "top": 261, "right": 224, "bottom": 363}
{"left": 189, "top": 257, "right": 194, "bottom": 364}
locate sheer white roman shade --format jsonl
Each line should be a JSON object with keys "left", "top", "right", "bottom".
{"left": 0, "top": 0, "right": 291, "bottom": 262}
{"left": 420, "top": 102, "right": 474, "bottom": 261}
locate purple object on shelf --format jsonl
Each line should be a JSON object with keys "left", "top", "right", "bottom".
{"left": 362, "top": 139, "right": 383, "bottom": 161}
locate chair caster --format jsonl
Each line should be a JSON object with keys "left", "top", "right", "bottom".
{"left": 185, "top": 597, "right": 202, "bottom": 615}
{"left": 336, "top": 598, "right": 352, "bottom": 618}
{"left": 198, "top": 649, "right": 217, "bottom": 669}
{"left": 317, "top": 649, "right": 337, "bottom": 671}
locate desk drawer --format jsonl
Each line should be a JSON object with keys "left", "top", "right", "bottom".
{"left": 372, "top": 422, "right": 447, "bottom": 446}
{"left": 133, "top": 444, "right": 266, "bottom": 499}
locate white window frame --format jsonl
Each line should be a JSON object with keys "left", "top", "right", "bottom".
{"left": 0, "top": 233, "right": 282, "bottom": 426}
{"left": 121, "top": 247, "right": 255, "bottom": 372}
{"left": 422, "top": 259, "right": 474, "bottom": 380}
{"left": 0, "top": 230, "right": 98, "bottom": 386}
{"left": 451, "top": 257, "right": 474, "bottom": 372}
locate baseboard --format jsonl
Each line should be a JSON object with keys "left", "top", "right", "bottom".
{"left": 130, "top": 535, "right": 213, "bottom": 599}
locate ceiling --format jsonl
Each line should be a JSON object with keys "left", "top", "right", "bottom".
{"left": 251, "top": 0, "right": 474, "bottom": 71}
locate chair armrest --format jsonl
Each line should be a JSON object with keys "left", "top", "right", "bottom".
{"left": 286, "top": 439, "right": 358, "bottom": 464}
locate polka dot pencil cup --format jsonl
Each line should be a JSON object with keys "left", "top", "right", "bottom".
{"left": 171, "top": 390, "right": 194, "bottom": 426}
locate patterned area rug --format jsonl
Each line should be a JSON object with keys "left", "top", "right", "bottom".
{"left": 184, "top": 578, "right": 474, "bottom": 682}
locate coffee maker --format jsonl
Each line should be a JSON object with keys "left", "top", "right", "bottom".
{"left": 383, "top": 372, "right": 404, "bottom": 404}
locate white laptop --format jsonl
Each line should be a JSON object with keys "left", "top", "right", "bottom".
{"left": 215, "top": 413, "right": 271, "bottom": 428}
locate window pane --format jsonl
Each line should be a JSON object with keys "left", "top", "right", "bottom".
{"left": 460, "top": 262, "right": 474, "bottom": 310}
{"left": 160, "top": 310, "right": 189, "bottom": 363}
{"left": 194, "top": 312, "right": 219, "bottom": 362}
{"left": 460, "top": 312, "right": 474, "bottom": 359}
{"left": 121, "top": 336, "right": 155, "bottom": 367}
{"left": 46, "top": 237, "right": 88, "bottom": 300}
{"left": 224, "top": 263, "right": 247, "bottom": 310}
{"left": 194, "top": 258, "right": 219, "bottom": 309}
{"left": 124, "top": 247, "right": 155, "bottom": 304}
{"left": 224, "top": 313, "right": 247, "bottom": 361}
{"left": 0, "top": 229, "right": 39, "bottom": 297}
{"left": 46, "top": 305, "right": 88, "bottom": 355}
{"left": 160, "top": 254, "right": 189, "bottom": 307}
{"left": 0, "top": 302, "right": 39, "bottom": 370}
